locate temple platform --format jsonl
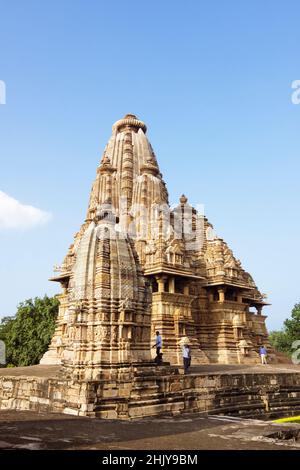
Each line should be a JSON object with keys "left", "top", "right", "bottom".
{"left": 1, "top": 363, "right": 300, "bottom": 420}
{"left": 1, "top": 363, "right": 300, "bottom": 378}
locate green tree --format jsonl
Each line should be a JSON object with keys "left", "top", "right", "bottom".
{"left": 0, "top": 295, "right": 59, "bottom": 367}
{"left": 269, "top": 303, "right": 300, "bottom": 355}
{"left": 284, "top": 303, "right": 300, "bottom": 344}
{"left": 268, "top": 330, "right": 291, "bottom": 354}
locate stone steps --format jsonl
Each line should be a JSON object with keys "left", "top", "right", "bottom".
{"left": 210, "top": 387, "right": 300, "bottom": 418}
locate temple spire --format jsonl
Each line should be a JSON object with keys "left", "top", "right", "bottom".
{"left": 86, "top": 113, "right": 168, "bottom": 225}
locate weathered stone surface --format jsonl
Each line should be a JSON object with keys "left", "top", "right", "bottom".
{"left": 2, "top": 408, "right": 300, "bottom": 450}
{"left": 1, "top": 365, "right": 300, "bottom": 419}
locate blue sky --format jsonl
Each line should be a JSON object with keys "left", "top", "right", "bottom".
{"left": 0, "top": 0, "right": 299, "bottom": 330}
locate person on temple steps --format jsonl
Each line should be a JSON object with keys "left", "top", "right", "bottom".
{"left": 152, "top": 331, "right": 162, "bottom": 364}
{"left": 182, "top": 343, "right": 191, "bottom": 374}
{"left": 259, "top": 345, "right": 268, "bottom": 365}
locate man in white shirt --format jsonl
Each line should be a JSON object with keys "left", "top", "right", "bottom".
{"left": 153, "top": 331, "right": 162, "bottom": 357}
{"left": 182, "top": 344, "right": 191, "bottom": 374}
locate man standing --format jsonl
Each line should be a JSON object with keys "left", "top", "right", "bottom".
{"left": 152, "top": 330, "right": 162, "bottom": 358}
{"left": 259, "top": 345, "right": 267, "bottom": 365}
{"left": 183, "top": 343, "right": 191, "bottom": 374}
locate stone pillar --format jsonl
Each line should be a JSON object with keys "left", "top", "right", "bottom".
{"left": 256, "top": 305, "right": 262, "bottom": 315}
{"left": 218, "top": 288, "right": 226, "bottom": 303}
{"left": 168, "top": 277, "right": 175, "bottom": 294}
{"left": 208, "top": 291, "right": 214, "bottom": 302}
{"left": 183, "top": 284, "right": 189, "bottom": 296}
{"left": 156, "top": 276, "right": 166, "bottom": 293}
{"left": 237, "top": 293, "right": 243, "bottom": 304}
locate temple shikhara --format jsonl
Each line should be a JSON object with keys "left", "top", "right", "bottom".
{"left": 41, "top": 114, "right": 270, "bottom": 379}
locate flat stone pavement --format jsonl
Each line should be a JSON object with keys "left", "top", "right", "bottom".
{"left": 1, "top": 363, "right": 300, "bottom": 378}
{"left": 0, "top": 410, "right": 299, "bottom": 450}
{"left": 183, "top": 363, "right": 300, "bottom": 375}
{"left": 0, "top": 364, "right": 61, "bottom": 378}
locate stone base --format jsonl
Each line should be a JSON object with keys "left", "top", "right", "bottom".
{"left": 1, "top": 364, "right": 300, "bottom": 419}
{"left": 161, "top": 348, "right": 210, "bottom": 366}
{"left": 39, "top": 350, "right": 62, "bottom": 365}
{"left": 204, "top": 348, "right": 256, "bottom": 364}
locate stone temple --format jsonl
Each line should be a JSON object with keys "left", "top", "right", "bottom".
{"left": 2, "top": 114, "right": 300, "bottom": 420}
{"left": 40, "top": 113, "right": 271, "bottom": 380}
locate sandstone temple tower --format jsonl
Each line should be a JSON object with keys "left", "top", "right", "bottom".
{"left": 41, "top": 114, "right": 270, "bottom": 377}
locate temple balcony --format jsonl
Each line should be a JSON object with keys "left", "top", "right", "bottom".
{"left": 143, "top": 262, "right": 204, "bottom": 280}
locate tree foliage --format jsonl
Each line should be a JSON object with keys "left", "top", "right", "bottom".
{"left": 0, "top": 295, "right": 59, "bottom": 367}
{"left": 269, "top": 303, "right": 300, "bottom": 355}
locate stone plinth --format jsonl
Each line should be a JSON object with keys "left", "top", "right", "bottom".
{"left": 1, "top": 364, "right": 300, "bottom": 420}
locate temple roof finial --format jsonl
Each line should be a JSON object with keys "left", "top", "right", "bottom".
{"left": 180, "top": 194, "right": 188, "bottom": 205}
{"left": 113, "top": 114, "right": 147, "bottom": 134}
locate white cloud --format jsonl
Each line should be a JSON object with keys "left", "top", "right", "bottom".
{"left": 0, "top": 190, "right": 52, "bottom": 230}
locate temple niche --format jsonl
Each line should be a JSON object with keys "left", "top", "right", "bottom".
{"left": 41, "top": 114, "right": 272, "bottom": 374}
